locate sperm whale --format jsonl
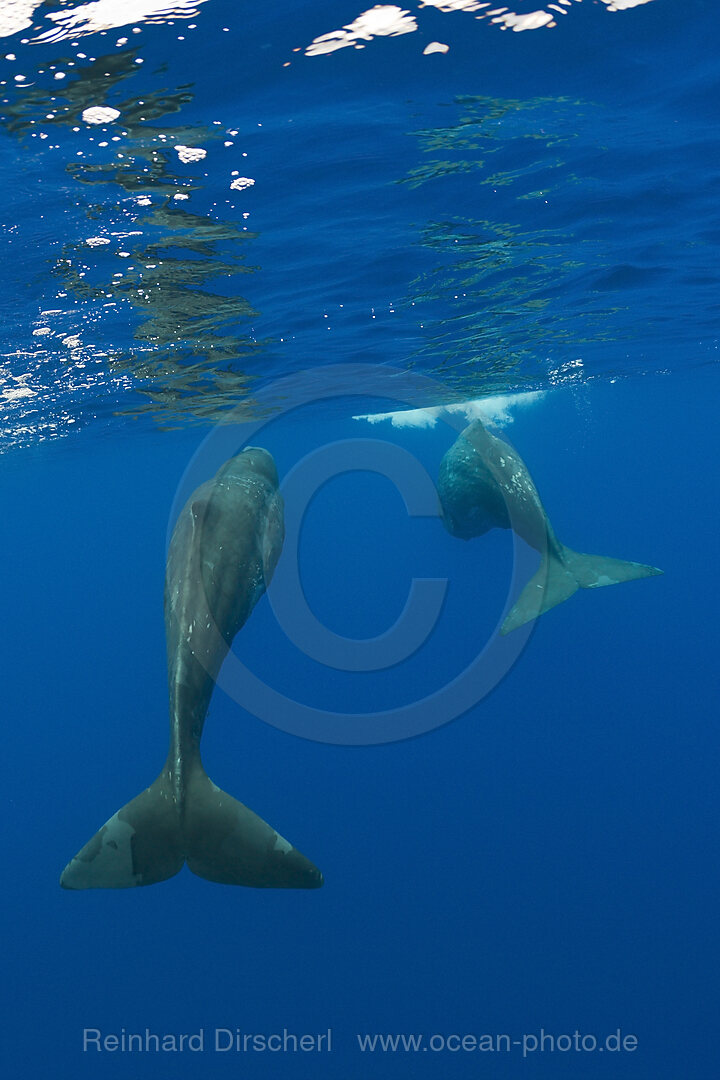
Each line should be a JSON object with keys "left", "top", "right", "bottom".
{"left": 438, "top": 419, "right": 662, "bottom": 635}
{"left": 61, "top": 448, "right": 323, "bottom": 890}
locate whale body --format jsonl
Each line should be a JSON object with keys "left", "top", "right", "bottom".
{"left": 61, "top": 448, "right": 323, "bottom": 890}
{"left": 438, "top": 420, "right": 662, "bottom": 635}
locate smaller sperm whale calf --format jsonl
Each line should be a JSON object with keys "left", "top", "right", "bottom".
{"left": 61, "top": 448, "right": 323, "bottom": 890}
{"left": 438, "top": 419, "right": 662, "bottom": 635}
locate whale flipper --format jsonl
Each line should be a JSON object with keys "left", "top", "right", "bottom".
{"left": 501, "top": 543, "right": 663, "bottom": 635}
{"left": 60, "top": 768, "right": 323, "bottom": 890}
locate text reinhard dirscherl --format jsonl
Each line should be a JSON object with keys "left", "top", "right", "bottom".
{"left": 82, "top": 1028, "right": 639, "bottom": 1058}
{"left": 82, "top": 1029, "right": 332, "bottom": 1054}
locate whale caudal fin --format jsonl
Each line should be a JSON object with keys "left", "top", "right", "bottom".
{"left": 59, "top": 775, "right": 185, "bottom": 889}
{"left": 500, "top": 543, "right": 663, "bottom": 636}
{"left": 182, "top": 769, "right": 323, "bottom": 888}
{"left": 60, "top": 769, "right": 323, "bottom": 890}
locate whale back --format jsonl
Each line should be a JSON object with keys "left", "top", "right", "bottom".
{"left": 438, "top": 423, "right": 510, "bottom": 538}
{"left": 164, "top": 449, "right": 284, "bottom": 688}
{"left": 439, "top": 420, "right": 553, "bottom": 551}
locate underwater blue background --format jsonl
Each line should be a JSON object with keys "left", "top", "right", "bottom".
{"left": 1, "top": 1, "right": 719, "bottom": 1077}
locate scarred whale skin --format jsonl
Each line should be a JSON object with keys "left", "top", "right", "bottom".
{"left": 438, "top": 419, "right": 662, "bottom": 634}
{"left": 61, "top": 448, "right": 323, "bottom": 890}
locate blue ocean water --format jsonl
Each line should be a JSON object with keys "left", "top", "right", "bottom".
{"left": 1, "top": 1, "right": 718, "bottom": 1077}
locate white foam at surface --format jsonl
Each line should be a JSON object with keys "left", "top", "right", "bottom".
{"left": 419, "top": 0, "right": 487, "bottom": 10}
{"left": 175, "top": 144, "right": 207, "bottom": 163}
{"left": 32, "top": 0, "right": 210, "bottom": 42}
{"left": 306, "top": 0, "right": 655, "bottom": 55}
{"left": 1, "top": 372, "right": 37, "bottom": 401}
{"left": 491, "top": 9, "right": 554, "bottom": 30}
{"left": 599, "top": 0, "right": 654, "bottom": 8}
{"left": 306, "top": 5, "right": 418, "bottom": 56}
{"left": 82, "top": 106, "right": 121, "bottom": 125}
{"left": 0, "top": 0, "right": 42, "bottom": 38}
{"left": 354, "top": 391, "right": 545, "bottom": 430}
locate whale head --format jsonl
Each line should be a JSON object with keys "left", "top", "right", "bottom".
{"left": 234, "top": 446, "right": 279, "bottom": 487}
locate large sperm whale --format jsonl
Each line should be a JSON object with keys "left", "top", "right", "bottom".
{"left": 61, "top": 448, "right": 323, "bottom": 890}
{"left": 438, "top": 419, "right": 662, "bottom": 635}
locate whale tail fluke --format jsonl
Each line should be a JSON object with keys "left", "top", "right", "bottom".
{"left": 60, "top": 774, "right": 185, "bottom": 889}
{"left": 60, "top": 767, "right": 323, "bottom": 891}
{"left": 501, "top": 543, "right": 663, "bottom": 635}
{"left": 182, "top": 768, "right": 323, "bottom": 889}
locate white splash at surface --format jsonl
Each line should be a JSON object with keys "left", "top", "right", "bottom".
{"left": 0, "top": 0, "right": 43, "bottom": 37}
{"left": 0, "top": 368, "right": 37, "bottom": 401}
{"left": 31, "top": 0, "right": 210, "bottom": 43}
{"left": 491, "top": 9, "right": 555, "bottom": 31}
{"left": 354, "top": 391, "right": 546, "bottom": 430}
{"left": 82, "top": 106, "right": 121, "bottom": 125}
{"left": 306, "top": 0, "right": 657, "bottom": 56}
{"left": 599, "top": 0, "right": 655, "bottom": 9}
{"left": 305, "top": 5, "right": 418, "bottom": 57}
{"left": 174, "top": 145, "right": 207, "bottom": 164}
{"left": 419, "top": 0, "right": 488, "bottom": 11}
